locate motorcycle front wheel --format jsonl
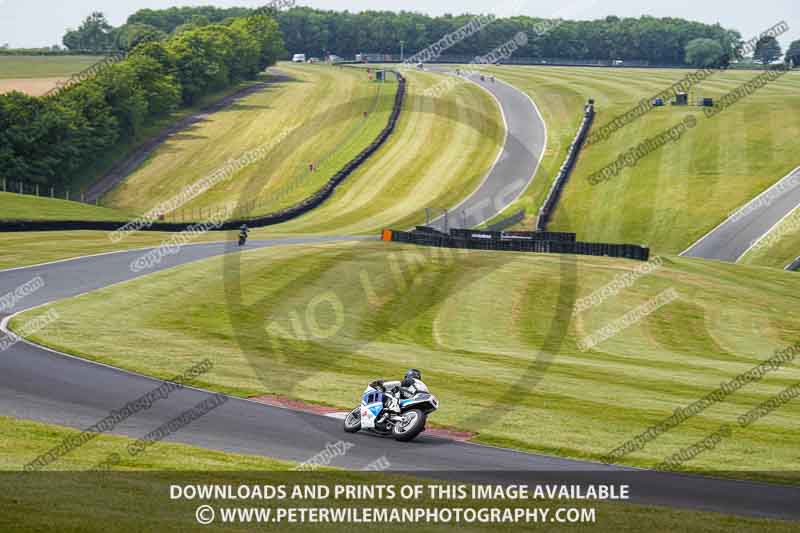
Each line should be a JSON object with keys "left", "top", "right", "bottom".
{"left": 392, "top": 409, "right": 426, "bottom": 442}
{"left": 343, "top": 407, "right": 361, "bottom": 433}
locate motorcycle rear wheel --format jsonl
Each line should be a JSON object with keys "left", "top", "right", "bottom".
{"left": 343, "top": 407, "right": 361, "bottom": 433}
{"left": 392, "top": 409, "right": 426, "bottom": 442}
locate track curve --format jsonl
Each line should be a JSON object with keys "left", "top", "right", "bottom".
{"left": 682, "top": 165, "right": 800, "bottom": 262}
{"left": 0, "top": 70, "right": 798, "bottom": 521}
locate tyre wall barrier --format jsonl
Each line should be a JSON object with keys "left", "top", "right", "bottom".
{"left": 385, "top": 228, "right": 649, "bottom": 262}
{"left": 536, "top": 100, "right": 595, "bottom": 231}
{"left": 0, "top": 72, "right": 406, "bottom": 233}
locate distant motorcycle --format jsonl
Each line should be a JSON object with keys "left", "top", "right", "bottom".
{"left": 343, "top": 382, "right": 439, "bottom": 442}
{"left": 238, "top": 225, "right": 249, "bottom": 246}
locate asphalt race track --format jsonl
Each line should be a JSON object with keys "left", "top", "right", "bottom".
{"left": 424, "top": 67, "right": 546, "bottom": 231}
{"left": 682, "top": 165, "right": 800, "bottom": 262}
{"left": 1, "top": 70, "right": 798, "bottom": 521}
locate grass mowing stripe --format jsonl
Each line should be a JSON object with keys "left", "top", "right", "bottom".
{"left": 12, "top": 242, "right": 800, "bottom": 482}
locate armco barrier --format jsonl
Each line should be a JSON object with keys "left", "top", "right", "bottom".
{"left": 386, "top": 228, "right": 649, "bottom": 262}
{"left": 0, "top": 72, "right": 406, "bottom": 233}
{"left": 536, "top": 100, "right": 595, "bottom": 231}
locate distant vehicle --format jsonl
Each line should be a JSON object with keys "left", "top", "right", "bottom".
{"left": 613, "top": 59, "right": 624, "bottom": 66}
{"left": 308, "top": 57, "right": 320, "bottom": 63}
{"left": 328, "top": 54, "right": 343, "bottom": 63}
{"left": 292, "top": 53, "right": 306, "bottom": 63}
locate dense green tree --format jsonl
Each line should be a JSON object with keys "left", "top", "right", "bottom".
{"left": 685, "top": 38, "right": 725, "bottom": 67}
{"left": 113, "top": 23, "right": 166, "bottom": 51}
{"left": 62, "top": 12, "right": 115, "bottom": 51}
{"left": 113, "top": 6, "right": 741, "bottom": 65}
{"left": 5, "top": 12, "right": 284, "bottom": 186}
{"left": 786, "top": 40, "right": 800, "bottom": 66}
{"left": 753, "top": 36, "right": 782, "bottom": 64}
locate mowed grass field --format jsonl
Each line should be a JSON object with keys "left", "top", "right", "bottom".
{"left": 0, "top": 191, "right": 131, "bottom": 221}
{"left": 477, "top": 65, "right": 800, "bottom": 255}
{"left": 0, "top": 67, "right": 502, "bottom": 269}
{"left": 0, "top": 54, "right": 101, "bottom": 95}
{"left": 2, "top": 418, "right": 793, "bottom": 532}
{"left": 262, "top": 67, "right": 503, "bottom": 234}
{"left": 102, "top": 63, "right": 396, "bottom": 217}
{"left": 13, "top": 241, "right": 800, "bottom": 481}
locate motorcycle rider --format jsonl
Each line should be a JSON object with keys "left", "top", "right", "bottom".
{"left": 369, "top": 369, "right": 428, "bottom": 414}
{"left": 238, "top": 224, "right": 249, "bottom": 246}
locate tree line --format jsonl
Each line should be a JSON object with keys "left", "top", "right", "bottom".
{"left": 59, "top": 7, "right": 800, "bottom": 68}
{"left": 0, "top": 13, "right": 284, "bottom": 188}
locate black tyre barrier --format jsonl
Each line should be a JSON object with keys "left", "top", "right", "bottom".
{"left": 386, "top": 227, "right": 649, "bottom": 262}
{"left": 0, "top": 72, "right": 406, "bottom": 233}
{"left": 536, "top": 100, "right": 595, "bottom": 231}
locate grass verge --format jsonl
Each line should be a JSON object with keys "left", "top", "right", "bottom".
{"left": 12, "top": 241, "right": 800, "bottom": 482}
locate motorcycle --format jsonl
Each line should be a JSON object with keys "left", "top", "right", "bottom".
{"left": 238, "top": 234, "right": 247, "bottom": 246}
{"left": 343, "top": 382, "right": 439, "bottom": 442}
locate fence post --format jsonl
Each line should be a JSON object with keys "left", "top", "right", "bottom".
{"left": 50, "top": 187, "right": 54, "bottom": 198}
{"left": 81, "top": 192, "right": 85, "bottom": 203}
{"left": 35, "top": 184, "right": 40, "bottom": 196}
{"left": 19, "top": 181, "right": 23, "bottom": 194}
{"left": 2, "top": 178, "right": 5, "bottom": 192}
{"left": 66, "top": 190, "right": 70, "bottom": 201}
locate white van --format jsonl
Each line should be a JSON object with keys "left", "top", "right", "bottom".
{"left": 292, "top": 54, "right": 306, "bottom": 63}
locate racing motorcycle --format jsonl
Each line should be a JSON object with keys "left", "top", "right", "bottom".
{"left": 343, "top": 382, "right": 438, "bottom": 442}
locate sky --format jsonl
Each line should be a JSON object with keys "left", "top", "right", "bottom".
{"left": 0, "top": 0, "right": 797, "bottom": 51}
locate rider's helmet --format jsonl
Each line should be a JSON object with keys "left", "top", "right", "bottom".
{"left": 240, "top": 224, "right": 248, "bottom": 231}
{"left": 402, "top": 369, "right": 422, "bottom": 387}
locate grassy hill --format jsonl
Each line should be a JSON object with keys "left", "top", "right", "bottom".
{"left": 478, "top": 65, "right": 800, "bottom": 255}
{"left": 100, "top": 63, "right": 396, "bottom": 218}
{"left": 258, "top": 67, "right": 504, "bottom": 235}
{"left": 0, "top": 191, "right": 131, "bottom": 222}
{"left": 13, "top": 241, "right": 800, "bottom": 481}
{"left": 0, "top": 67, "right": 503, "bottom": 270}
